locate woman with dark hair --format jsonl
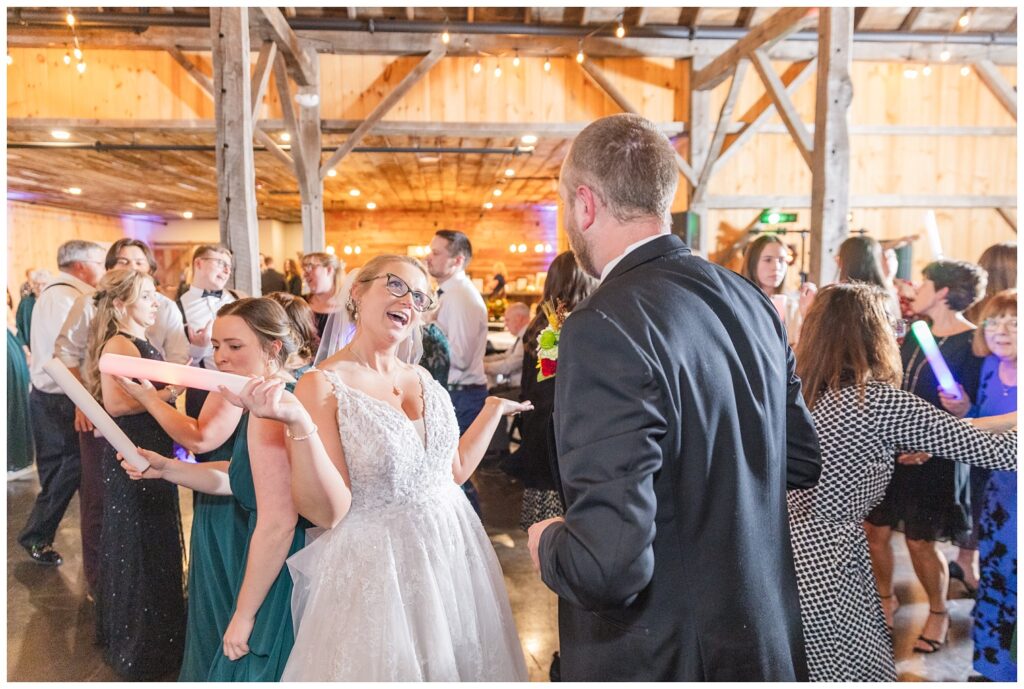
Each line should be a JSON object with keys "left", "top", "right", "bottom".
{"left": 864, "top": 259, "right": 989, "bottom": 653}
{"left": 836, "top": 235, "right": 900, "bottom": 318}
{"left": 789, "top": 283, "right": 1015, "bottom": 681}
{"left": 516, "top": 251, "right": 597, "bottom": 530}
{"left": 965, "top": 242, "right": 1017, "bottom": 325}
{"left": 283, "top": 258, "right": 304, "bottom": 296}
{"left": 740, "top": 234, "right": 812, "bottom": 344}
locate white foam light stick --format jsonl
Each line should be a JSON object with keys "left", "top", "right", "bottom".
{"left": 42, "top": 358, "right": 150, "bottom": 471}
{"left": 98, "top": 353, "right": 251, "bottom": 395}
{"left": 924, "top": 210, "right": 944, "bottom": 260}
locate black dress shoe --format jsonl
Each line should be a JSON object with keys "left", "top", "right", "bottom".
{"left": 27, "top": 543, "right": 62, "bottom": 566}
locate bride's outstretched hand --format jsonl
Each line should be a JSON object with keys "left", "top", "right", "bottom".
{"left": 488, "top": 397, "right": 534, "bottom": 416}
{"left": 218, "top": 377, "right": 306, "bottom": 426}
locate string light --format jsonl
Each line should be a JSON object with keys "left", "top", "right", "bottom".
{"left": 940, "top": 48, "right": 951, "bottom": 62}
{"left": 513, "top": 52, "right": 520, "bottom": 68}
{"left": 509, "top": 244, "right": 518, "bottom": 253}
{"left": 280, "top": 131, "right": 291, "bottom": 142}
{"left": 518, "top": 243, "right": 527, "bottom": 253}
{"left": 493, "top": 188, "right": 503, "bottom": 197}
{"left": 505, "top": 168, "right": 515, "bottom": 177}
{"left": 73, "top": 47, "right": 82, "bottom": 60}
{"left": 903, "top": 67, "right": 918, "bottom": 79}
{"left": 349, "top": 188, "right": 361, "bottom": 196}
{"left": 494, "top": 65, "right": 502, "bottom": 78}
{"left": 182, "top": 211, "right": 193, "bottom": 219}
{"left": 576, "top": 42, "right": 585, "bottom": 64}
{"left": 960, "top": 65, "right": 971, "bottom": 77}
{"left": 66, "top": 12, "right": 75, "bottom": 27}
{"left": 543, "top": 57, "right": 552, "bottom": 72}
{"left": 472, "top": 59, "right": 482, "bottom": 74}
{"left": 366, "top": 201, "right": 377, "bottom": 210}
{"left": 958, "top": 11, "right": 971, "bottom": 28}
{"left": 483, "top": 202, "right": 494, "bottom": 209}
{"left": 63, "top": 52, "right": 71, "bottom": 65}
{"left": 76, "top": 61, "right": 86, "bottom": 74}
{"left": 441, "top": 29, "right": 450, "bottom": 44}
{"left": 922, "top": 64, "right": 932, "bottom": 76}
{"left": 616, "top": 22, "right": 626, "bottom": 39}
{"left": 327, "top": 169, "right": 337, "bottom": 177}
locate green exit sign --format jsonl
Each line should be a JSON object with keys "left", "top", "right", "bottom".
{"left": 759, "top": 209, "right": 798, "bottom": 224}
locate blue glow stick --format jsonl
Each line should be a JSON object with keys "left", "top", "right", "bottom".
{"left": 910, "top": 320, "right": 961, "bottom": 399}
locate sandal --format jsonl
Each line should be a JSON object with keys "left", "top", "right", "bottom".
{"left": 913, "top": 609, "right": 949, "bottom": 654}
{"left": 949, "top": 561, "right": 978, "bottom": 598}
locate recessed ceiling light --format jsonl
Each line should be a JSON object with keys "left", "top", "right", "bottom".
{"left": 483, "top": 201, "right": 494, "bottom": 209}
{"left": 520, "top": 134, "right": 538, "bottom": 145}
{"left": 349, "top": 188, "right": 361, "bottom": 197}
{"left": 505, "top": 168, "right": 515, "bottom": 177}
{"left": 366, "top": 201, "right": 377, "bottom": 210}
{"left": 182, "top": 211, "right": 193, "bottom": 219}
{"left": 493, "top": 189, "right": 503, "bottom": 197}
{"left": 134, "top": 201, "right": 147, "bottom": 209}
{"left": 51, "top": 129, "right": 71, "bottom": 140}
{"left": 67, "top": 187, "right": 82, "bottom": 195}
{"left": 327, "top": 169, "right": 337, "bottom": 177}
{"left": 418, "top": 155, "right": 440, "bottom": 164}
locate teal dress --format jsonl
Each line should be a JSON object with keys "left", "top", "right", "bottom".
{"left": 15, "top": 293, "right": 34, "bottom": 348}
{"left": 6, "top": 328, "right": 34, "bottom": 471}
{"left": 207, "top": 382, "right": 309, "bottom": 682}
{"left": 177, "top": 433, "right": 248, "bottom": 682}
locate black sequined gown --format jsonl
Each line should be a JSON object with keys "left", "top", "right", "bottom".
{"left": 95, "top": 334, "right": 186, "bottom": 679}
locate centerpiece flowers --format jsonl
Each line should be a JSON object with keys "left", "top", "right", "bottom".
{"left": 536, "top": 300, "right": 568, "bottom": 382}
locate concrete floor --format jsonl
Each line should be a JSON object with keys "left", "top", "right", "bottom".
{"left": 8, "top": 466, "right": 978, "bottom": 682}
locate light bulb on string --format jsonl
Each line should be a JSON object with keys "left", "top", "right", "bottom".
{"left": 958, "top": 12, "right": 971, "bottom": 28}
{"left": 73, "top": 47, "right": 82, "bottom": 60}
{"left": 922, "top": 64, "right": 932, "bottom": 76}
{"left": 940, "top": 48, "right": 951, "bottom": 62}
{"left": 472, "top": 59, "right": 482, "bottom": 74}
{"left": 513, "top": 52, "right": 520, "bottom": 68}
{"left": 616, "top": 22, "right": 626, "bottom": 39}
{"left": 543, "top": 57, "right": 552, "bottom": 72}
{"left": 494, "top": 65, "right": 502, "bottom": 78}
{"left": 76, "top": 61, "right": 86, "bottom": 74}
{"left": 960, "top": 65, "right": 971, "bottom": 77}
{"left": 66, "top": 12, "right": 75, "bottom": 27}
{"left": 63, "top": 52, "right": 71, "bottom": 65}
{"left": 576, "top": 43, "right": 585, "bottom": 64}
{"left": 441, "top": 29, "right": 450, "bottom": 44}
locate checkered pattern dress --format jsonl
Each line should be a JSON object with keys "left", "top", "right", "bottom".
{"left": 787, "top": 382, "right": 1017, "bottom": 682}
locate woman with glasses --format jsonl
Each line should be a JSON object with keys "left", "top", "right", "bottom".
{"left": 223, "top": 254, "right": 530, "bottom": 681}
{"left": 790, "top": 283, "right": 1016, "bottom": 681}
{"left": 864, "top": 259, "right": 989, "bottom": 653}
{"left": 300, "top": 252, "right": 345, "bottom": 338}
{"left": 941, "top": 290, "right": 1017, "bottom": 681}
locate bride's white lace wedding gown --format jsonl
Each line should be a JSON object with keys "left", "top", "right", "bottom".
{"left": 280, "top": 367, "right": 528, "bottom": 681}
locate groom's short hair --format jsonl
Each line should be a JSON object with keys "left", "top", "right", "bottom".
{"left": 562, "top": 113, "right": 679, "bottom": 226}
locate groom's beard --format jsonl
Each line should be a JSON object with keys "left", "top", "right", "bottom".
{"left": 565, "top": 215, "right": 599, "bottom": 279}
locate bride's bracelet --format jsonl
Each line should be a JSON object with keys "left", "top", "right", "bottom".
{"left": 286, "top": 423, "right": 319, "bottom": 442}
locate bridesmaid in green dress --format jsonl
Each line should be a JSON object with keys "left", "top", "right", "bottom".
{"left": 119, "top": 297, "right": 308, "bottom": 681}
{"left": 7, "top": 323, "right": 35, "bottom": 473}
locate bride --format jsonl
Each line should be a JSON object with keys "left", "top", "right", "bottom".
{"left": 222, "top": 254, "right": 531, "bottom": 681}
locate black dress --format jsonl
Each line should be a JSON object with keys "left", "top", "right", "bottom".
{"left": 514, "top": 348, "right": 563, "bottom": 530}
{"left": 96, "top": 334, "right": 186, "bottom": 679}
{"left": 865, "top": 329, "right": 984, "bottom": 544}
{"left": 302, "top": 294, "right": 331, "bottom": 338}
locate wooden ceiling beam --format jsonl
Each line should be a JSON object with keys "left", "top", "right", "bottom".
{"left": 320, "top": 45, "right": 447, "bottom": 179}
{"left": 254, "top": 6, "right": 316, "bottom": 86}
{"left": 678, "top": 8, "right": 702, "bottom": 28}
{"left": 166, "top": 45, "right": 214, "bottom": 96}
{"left": 899, "top": 8, "right": 923, "bottom": 32}
{"left": 693, "top": 60, "right": 750, "bottom": 204}
{"left": 973, "top": 59, "right": 1017, "bottom": 121}
{"left": 736, "top": 8, "right": 755, "bottom": 29}
{"left": 6, "top": 26, "right": 1017, "bottom": 64}
{"left": 692, "top": 7, "right": 819, "bottom": 91}
{"left": 854, "top": 7, "right": 868, "bottom": 30}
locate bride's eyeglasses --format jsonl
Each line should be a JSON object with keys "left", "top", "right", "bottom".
{"left": 364, "top": 273, "right": 436, "bottom": 312}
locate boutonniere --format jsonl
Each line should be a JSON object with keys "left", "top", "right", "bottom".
{"left": 536, "top": 300, "right": 569, "bottom": 382}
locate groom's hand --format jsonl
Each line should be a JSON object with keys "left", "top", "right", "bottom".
{"left": 527, "top": 516, "right": 565, "bottom": 571}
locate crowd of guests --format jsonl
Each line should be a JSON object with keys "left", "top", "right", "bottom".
{"left": 7, "top": 202, "right": 1017, "bottom": 680}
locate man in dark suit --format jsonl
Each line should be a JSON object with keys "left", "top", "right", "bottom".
{"left": 260, "top": 253, "right": 287, "bottom": 294}
{"left": 527, "top": 114, "right": 822, "bottom": 681}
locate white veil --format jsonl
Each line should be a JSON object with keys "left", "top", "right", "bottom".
{"left": 313, "top": 266, "right": 425, "bottom": 366}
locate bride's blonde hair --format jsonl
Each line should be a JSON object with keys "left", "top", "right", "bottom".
{"left": 84, "top": 269, "right": 155, "bottom": 403}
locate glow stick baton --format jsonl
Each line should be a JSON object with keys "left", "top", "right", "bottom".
{"left": 910, "top": 321, "right": 961, "bottom": 399}
{"left": 924, "top": 210, "right": 944, "bottom": 260}
{"left": 42, "top": 358, "right": 150, "bottom": 471}
{"left": 98, "top": 353, "right": 251, "bottom": 395}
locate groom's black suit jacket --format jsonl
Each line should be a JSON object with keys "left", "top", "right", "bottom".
{"left": 538, "top": 234, "right": 821, "bottom": 681}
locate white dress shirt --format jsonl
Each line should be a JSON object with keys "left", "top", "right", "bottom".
{"left": 435, "top": 271, "right": 488, "bottom": 386}
{"left": 179, "top": 285, "right": 237, "bottom": 369}
{"left": 55, "top": 292, "right": 190, "bottom": 369}
{"left": 30, "top": 272, "right": 94, "bottom": 393}
{"left": 598, "top": 233, "right": 669, "bottom": 285}
{"left": 484, "top": 331, "right": 525, "bottom": 385}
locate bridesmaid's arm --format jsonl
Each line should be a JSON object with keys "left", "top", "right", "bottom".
{"left": 287, "top": 372, "right": 353, "bottom": 528}
{"left": 123, "top": 448, "right": 233, "bottom": 496}
{"left": 222, "top": 415, "right": 298, "bottom": 662}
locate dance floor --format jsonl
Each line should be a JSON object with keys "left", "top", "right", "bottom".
{"left": 7, "top": 466, "right": 977, "bottom": 682}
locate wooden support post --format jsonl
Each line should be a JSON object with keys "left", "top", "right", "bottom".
{"left": 751, "top": 49, "right": 814, "bottom": 168}
{"left": 210, "top": 7, "right": 260, "bottom": 296}
{"left": 250, "top": 40, "right": 277, "bottom": 120}
{"left": 579, "top": 59, "right": 697, "bottom": 186}
{"left": 320, "top": 46, "right": 446, "bottom": 179}
{"left": 688, "top": 56, "right": 711, "bottom": 255}
{"left": 809, "top": 7, "right": 853, "bottom": 286}
{"left": 693, "top": 59, "right": 749, "bottom": 205}
{"left": 255, "top": 6, "right": 317, "bottom": 86}
{"left": 974, "top": 60, "right": 1017, "bottom": 121}
{"left": 297, "top": 44, "right": 324, "bottom": 253}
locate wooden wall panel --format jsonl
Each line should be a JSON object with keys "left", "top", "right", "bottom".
{"left": 6, "top": 201, "right": 163, "bottom": 305}
{"left": 324, "top": 207, "right": 562, "bottom": 283}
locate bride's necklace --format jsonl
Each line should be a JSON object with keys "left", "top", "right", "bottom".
{"left": 348, "top": 347, "right": 402, "bottom": 397}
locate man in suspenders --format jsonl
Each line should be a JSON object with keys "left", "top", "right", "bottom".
{"left": 18, "top": 240, "right": 106, "bottom": 566}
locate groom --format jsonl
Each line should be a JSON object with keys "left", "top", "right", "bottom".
{"left": 527, "top": 114, "right": 822, "bottom": 681}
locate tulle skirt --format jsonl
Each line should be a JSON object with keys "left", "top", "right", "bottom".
{"left": 282, "top": 483, "right": 528, "bottom": 681}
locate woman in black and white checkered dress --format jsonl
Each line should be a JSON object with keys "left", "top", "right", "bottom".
{"left": 790, "top": 284, "right": 1017, "bottom": 682}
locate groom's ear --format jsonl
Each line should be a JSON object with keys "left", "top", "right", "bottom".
{"left": 575, "top": 185, "right": 598, "bottom": 231}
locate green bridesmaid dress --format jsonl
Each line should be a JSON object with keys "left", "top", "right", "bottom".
{"left": 177, "top": 432, "right": 248, "bottom": 682}
{"left": 7, "top": 328, "right": 34, "bottom": 472}
{"left": 207, "top": 382, "right": 309, "bottom": 682}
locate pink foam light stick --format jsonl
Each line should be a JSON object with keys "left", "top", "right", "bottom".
{"left": 98, "top": 353, "right": 251, "bottom": 395}
{"left": 42, "top": 358, "right": 150, "bottom": 471}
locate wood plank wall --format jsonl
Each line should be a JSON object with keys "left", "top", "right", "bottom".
{"left": 6, "top": 201, "right": 164, "bottom": 306}
{"left": 325, "top": 207, "right": 561, "bottom": 283}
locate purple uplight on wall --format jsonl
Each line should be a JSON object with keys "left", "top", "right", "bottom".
{"left": 7, "top": 190, "right": 40, "bottom": 202}
{"left": 119, "top": 214, "right": 164, "bottom": 242}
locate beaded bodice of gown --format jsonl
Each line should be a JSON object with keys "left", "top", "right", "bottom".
{"left": 321, "top": 366, "right": 461, "bottom": 512}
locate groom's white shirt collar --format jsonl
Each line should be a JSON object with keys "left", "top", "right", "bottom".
{"left": 598, "top": 232, "right": 668, "bottom": 285}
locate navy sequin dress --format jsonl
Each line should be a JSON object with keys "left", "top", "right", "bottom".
{"left": 95, "top": 334, "right": 186, "bottom": 679}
